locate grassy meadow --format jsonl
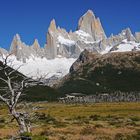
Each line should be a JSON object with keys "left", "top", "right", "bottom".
{"left": 0, "top": 102, "right": 140, "bottom": 140}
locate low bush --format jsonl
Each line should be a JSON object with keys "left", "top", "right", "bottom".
{"left": 80, "top": 126, "right": 96, "bottom": 135}
{"left": 94, "top": 123, "right": 104, "bottom": 128}
{"left": 33, "top": 112, "right": 56, "bottom": 124}
{"left": 32, "top": 135, "right": 48, "bottom": 140}
{"left": 0, "top": 117, "right": 5, "bottom": 123}
{"left": 114, "top": 133, "right": 125, "bottom": 140}
{"left": 89, "top": 114, "right": 100, "bottom": 121}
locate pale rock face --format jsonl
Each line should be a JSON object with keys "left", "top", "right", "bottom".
{"left": 2, "top": 9, "right": 140, "bottom": 67}
{"left": 10, "top": 34, "right": 29, "bottom": 62}
{"left": 46, "top": 22, "right": 83, "bottom": 58}
{"left": 0, "top": 48, "right": 8, "bottom": 56}
{"left": 120, "top": 28, "right": 136, "bottom": 41}
{"left": 10, "top": 34, "right": 44, "bottom": 62}
{"left": 48, "top": 19, "right": 57, "bottom": 32}
{"left": 78, "top": 10, "right": 106, "bottom": 41}
{"left": 45, "top": 30, "right": 57, "bottom": 59}
{"left": 45, "top": 11, "right": 107, "bottom": 59}
{"left": 31, "top": 39, "right": 45, "bottom": 58}
{"left": 32, "top": 39, "right": 40, "bottom": 50}
{"left": 45, "top": 19, "right": 57, "bottom": 59}
{"left": 135, "top": 32, "right": 140, "bottom": 42}
{"left": 10, "top": 34, "right": 22, "bottom": 55}
{"left": 9, "top": 10, "right": 108, "bottom": 60}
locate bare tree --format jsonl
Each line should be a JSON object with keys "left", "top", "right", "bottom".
{"left": 0, "top": 53, "right": 33, "bottom": 136}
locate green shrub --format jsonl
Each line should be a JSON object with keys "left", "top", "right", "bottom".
{"left": 20, "top": 132, "right": 32, "bottom": 137}
{"left": 95, "top": 135, "right": 112, "bottom": 140}
{"left": 130, "top": 116, "right": 140, "bottom": 122}
{"left": 32, "top": 135, "right": 48, "bottom": 140}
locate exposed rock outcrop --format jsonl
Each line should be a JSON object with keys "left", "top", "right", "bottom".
{"left": 10, "top": 34, "right": 44, "bottom": 62}
{"left": 1, "top": 9, "right": 140, "bottom": 64}
{"left": 135, "top": 32, "right": 140, "bottom": 42}
{"left": 78, "top": 10, "right": 106, "bottom": 41}
{"left": 45, "top": 20, "right": 57, "bottom": 59}
{"left": 8, "top": 10, "right": 108, "bottom": 60}
{"left": 0, "top": 48, "right": 8, "bottom": 56}
{"left": 10, "top": 34, "right": 30, "bottom": 62}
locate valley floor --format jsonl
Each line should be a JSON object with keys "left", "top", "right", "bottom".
{"left": 0, "top": 102, "right": 140, "bottom": 140}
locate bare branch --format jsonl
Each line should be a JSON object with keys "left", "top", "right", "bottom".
{"left": 0, "top": 95, "right": 9, "bottom": 105}
{"left": 8, "top": 64, "right": 24, "bottom": 76}
{"left": 0, "top": 77, "right": 8, "bottom": 84}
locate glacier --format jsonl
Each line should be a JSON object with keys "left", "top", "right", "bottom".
{"left": 0, "top": 55, "right": 76, "bottom": 79}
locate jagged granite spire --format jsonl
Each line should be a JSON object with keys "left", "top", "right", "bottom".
{"left": 4, "top": 9, "right": 140, "bottom": 62}
{"left": 78, "top": 9, "right": 106, "bottom": 41}
{"left": 121, "top": 28, "right": 136, "bottom": 41}
{"left": 10, "top": 34, "right": 23, "bottom": 55}
{"left": 45, "top": 19, "right": 58, "bottom": 59}
{"left": 32, "top": 39, "right": 40, "bottom": 50}
{"left": 48, "top": 19, "right": 57, "bottom": 32}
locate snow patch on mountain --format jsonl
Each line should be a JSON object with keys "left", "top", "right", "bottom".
{"left": 75, "top": 30, "right": 95, "bottom": 44}
{"left": 0, "top": 55, "right": 76, "bottom": 79}
{"left": 75, "top": 30, "right": 91, "bottom": 37}
{"left": 111, "top": 40, "right": 140, "bottom": 53}
{"left": 101, "top": 40, "right": 140, "bottom": 54}
{"left": 58, "top": 36, "right": 75, "bottom": 46}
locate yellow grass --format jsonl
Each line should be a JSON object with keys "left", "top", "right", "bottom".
{"left": 0, "top": 102, "right": 140, "bottom": 139}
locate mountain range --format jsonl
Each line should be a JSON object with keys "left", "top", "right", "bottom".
{"left": 0, "top": 9, "right": 140, "bottom": 81}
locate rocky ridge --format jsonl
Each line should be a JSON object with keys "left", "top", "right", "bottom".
{"left": 0, "top": 10, "right": 109, "bottom": 61}
{"left": 1, "top": 10, "right": 140, "bottom": 61}
{"left": 0, "top": 9, "right": 140, "bottom": 81}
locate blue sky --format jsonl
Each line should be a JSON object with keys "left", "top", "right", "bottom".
{"left": 0, "top": 0, "right": 140, "bottom": 49}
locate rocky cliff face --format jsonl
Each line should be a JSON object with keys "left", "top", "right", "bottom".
{"left": 45, "top": 19, "right": 57, "bottom": 59}
{"left": 0, "top": 47, "right": 8, "bottom": 56}
{"left": 7, "top": 9, "right": 140, "bottom": 62}
{"left": 8, "top": 10, "right": 107, "bottom": 61}
{"left": 78, "top": 10, "right": 106, "bottom": 41}
{"left": 135, "top": 32, "right": 140, "bottom": 42}
{"left": 44, "top": 10, "right": 106, "bottom": 59}
{"left": 10, "top": 34, "right": 45, "bottom": 62}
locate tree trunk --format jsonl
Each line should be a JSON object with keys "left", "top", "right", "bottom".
{"left": 11, "top": 109, "right": 31, "bottom": 135}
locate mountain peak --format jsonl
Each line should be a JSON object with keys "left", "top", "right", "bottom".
{"left": 34, "top": 39, "right": 39, "bottom": 44}
{"left": 84, "top": 9, "right": 95, "bottom": 17}
{"left": 32, "top": 39, "right": 40, "bottom": 49}
{"left": 121, "top": 28, "right": 136, "bottom": 41}
{"left": 78, "top": 10, "right": 106, "bottom": 41}
{"left": 48, "top": 19, "right": 57, "bottom": 32}
{"left": 15, "top": 33, "right": 21, "bottom": 41}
